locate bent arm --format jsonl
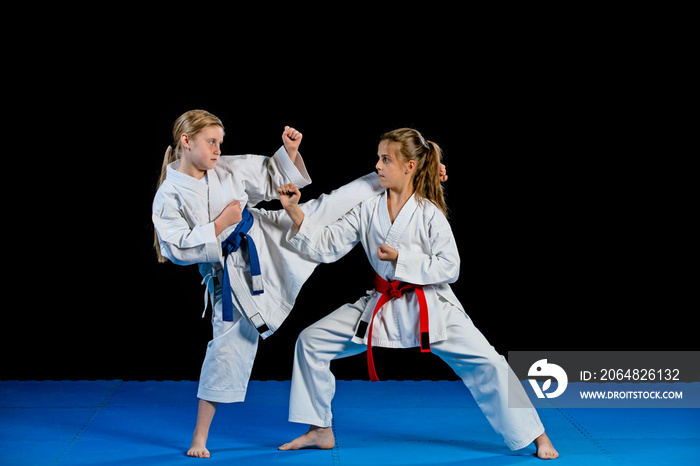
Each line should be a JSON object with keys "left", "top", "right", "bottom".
{"left": 153, "top": 214, "right": 220, "bottom": 266}
{"left": 394, "top": 219, "right": 460, "bottom": 286}
{"left": 219, "top": 146, "right": 311, "bottom": 207}
{"left": 152, "top": 194, "right": 229, "bottom": 266}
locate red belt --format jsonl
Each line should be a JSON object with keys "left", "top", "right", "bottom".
{"left": 366, "top": 272, "right": 431, "bottom": 382}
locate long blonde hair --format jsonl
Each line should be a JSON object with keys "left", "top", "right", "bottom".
{"left": 154, "top": 110, "right": 225, "bottom": 262}
{"left": 380, "top": 128, "right": 448, "bottom": 217}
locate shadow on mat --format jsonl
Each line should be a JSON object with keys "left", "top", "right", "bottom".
{"left": 347, "top": 430, "right": 534, "bottom": 454}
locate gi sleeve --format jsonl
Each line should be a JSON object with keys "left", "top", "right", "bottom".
{"left": 221, "top": 146, "right": 312, "bottom": 207}
{"left": 299, "top": 173, "right": 383, "bottom": 224}
{"left": 152, "top": 194, "right": 221, "bottom": 266}
{"left": 286, "top": 202, "right": 363, "bottom": 263}
{"left": 393, "top": 210, "right": 460, "bottom": 285}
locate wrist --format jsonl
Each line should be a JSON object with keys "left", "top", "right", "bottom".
{"left": 214, "top": 218, "right": 224, "bottom": 237}
{"left": 215, "top": 217, "right": 238, "bottom": 237}
{"left": 284, "top": 147, "right": 298, "bottom": 163}
{"left": 289, "top": 205, "right": 305, "bottom": 230}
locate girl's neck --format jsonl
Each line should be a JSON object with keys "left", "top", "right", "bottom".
{"left": 386, "top": 183, "right": 414, "bottom": 223}
{"left": 178, "top": 158, "right": 206, "bottom": 180}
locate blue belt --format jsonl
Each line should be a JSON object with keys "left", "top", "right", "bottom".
{"left": 221, "top": 207, "right": 264, "bottom": 321}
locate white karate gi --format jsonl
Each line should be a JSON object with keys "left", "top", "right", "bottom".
{"left": 285, "top": 191, "right": 545, "bottom": 451}
{"left": 152, "top": 147, "right": 383, "bottom": 403}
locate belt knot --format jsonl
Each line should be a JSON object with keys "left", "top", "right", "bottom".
{"left": 366, "top": 272, "right": 431, "bottom": 382}
{"left": 387, "top": 282, "right": 404, "bottom": 300}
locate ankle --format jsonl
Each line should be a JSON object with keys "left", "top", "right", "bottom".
{"left": 309, "top": 425, "right": 331, "bottom": 432}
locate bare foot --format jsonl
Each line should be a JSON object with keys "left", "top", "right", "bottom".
{"left": 187, "top": 435, "right": 210, "bottom": 458}
{"left": 186, "top": 399, "right": 217, "bottom": 458}
{"left": 279, "top": 425, "right": 335, "bottom": 450}
{"left": 534, "top": 432, "right": 558, "bottom": 460}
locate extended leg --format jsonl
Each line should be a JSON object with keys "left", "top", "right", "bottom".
{"left": 431, "top": 305, "right": 555, "bottom": 457}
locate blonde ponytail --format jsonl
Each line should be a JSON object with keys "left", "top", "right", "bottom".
{"left": 379, "top": 128, "right": 448, "bottom": 217}
{"left": 154, "top": 145, "right": 182, "bottom": 262}
{"left": 154, "top": 109, "right": 225, "bottom": 262}
{"left": 158, "top": 145, "right": 179, "bottom": 190}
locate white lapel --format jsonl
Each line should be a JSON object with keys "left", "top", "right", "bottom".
{"left": 384, "top": 193, "right": 419, "bottom": 248}
{"left": 166, "top": 162, "right": 209, "bottom": 199}
{"left": 206, "top": 168, "right": 223, "bottom": 223}
{"left": 377, "top": 191, "right": 392, "bottom": 239}
{"left": 376, "top": 192, "right": 419, "bottom": 279}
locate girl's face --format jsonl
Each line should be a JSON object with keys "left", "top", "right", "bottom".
{"left": 376, "top": 141, "right": 414, "bottom": 190}
{"left": 182, "top": 125, "right": 224, "bottom": 173}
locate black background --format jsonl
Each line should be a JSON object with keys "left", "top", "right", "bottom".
{"left": 2, "top": 24, "right": 693, "bottom": 382}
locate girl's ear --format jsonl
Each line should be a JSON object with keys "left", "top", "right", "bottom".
{"left": 405, "top": 159, "right": 416, "bottom": 174}
{"left": 180, "top": 132, "right": 190, "bottom": 150}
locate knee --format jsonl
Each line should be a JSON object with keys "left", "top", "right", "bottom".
{"left": 483, "top": 347, "right": 506, "bottom": 366}
{"left": 466, "top": 343, "right": 504, "bottom": 366}
{"left": 296, "top": 326, "right": 321, "bottom": 354}
{"left": 437, "top": 343, "right": 505, "bottom": 380}
{"left": 471, "top": 350, "right": 507, "bottom": 380}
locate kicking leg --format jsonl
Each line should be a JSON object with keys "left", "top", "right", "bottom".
{"left": 299, "top": 173, "right": 382, "bottom": 223}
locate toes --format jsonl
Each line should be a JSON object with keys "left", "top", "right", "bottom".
{"left": 537, "top": 449, "right": 559, "bottom": 460}
{"left": 187, "top": 448, "right": 210, "bottom": 458}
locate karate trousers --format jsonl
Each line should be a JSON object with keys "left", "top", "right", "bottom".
{"left": 197, "top": 280, "right": 260, "bottom": 403}
{"left": 287, "top": 297, "right": 545, "bottom": 451}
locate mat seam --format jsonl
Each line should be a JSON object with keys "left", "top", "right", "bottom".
{"left": 51, "top": 379, "right": 123, "bottom": 466}
{"left": 331, "top": 406, "right": 341, "bottom": 465}
{"left": 554, "top": 404, "right": 622, "bottom": 465}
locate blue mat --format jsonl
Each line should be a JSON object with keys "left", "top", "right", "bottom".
{"left": 1, "top": 380, "right": 698, "bottom": 465}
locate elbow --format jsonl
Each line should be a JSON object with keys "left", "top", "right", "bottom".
{"left": 445, "top": 258, "right": 461, "bottom": 284}
{"left": 448, "top": 265, "right": 460, "bottom": 284}
{"left": 159, "top": 243, "right": 198, "bottom": 267}
{"left": 163, "top": 250, "right": 189, "bottom": 266}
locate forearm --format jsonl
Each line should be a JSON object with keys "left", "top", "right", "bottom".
{"left": 214, "top": 218, "right": 229, "bottom": 237}
{"left": 285, "top": 147, "right": 298, "bottom": 165}
{"left": 285, "top": 203, "right": 306, "bottom": 231}
{"left": 153, "top": 221, "right": 220, "bottom": 266}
